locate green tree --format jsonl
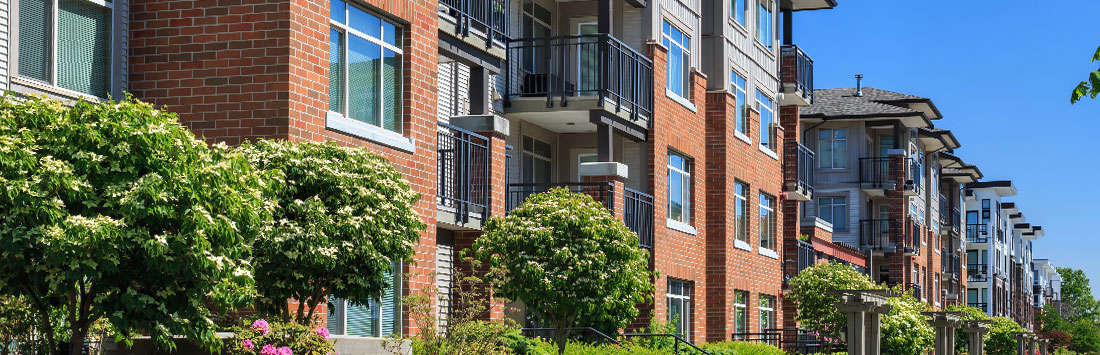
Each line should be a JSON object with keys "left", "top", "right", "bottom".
{"left": 1057, "top": 268, "right": 1098, "bottom": 323}
{"left": 1069, "top": 319, "right": 1100, "bottom": 354}
{"left": 0, "top": 96, "right": 269, "bottom": 355}
{"left": 786, "top": 262, "right": 877, "bottom": 342}
{"left": 1071, "top": 46, "right": 1100, "bottom": 103}
{"left": 239, "top": 140, "right": 424, "bottom": 323}
{"left": 474, "top": 188, "right": 654, "bottom": 355}
{"left": 986, "top": 317, "right": 1024, "bottom": 355}
{"left": 881, "top": 287, "right": 934, "bottom": 355}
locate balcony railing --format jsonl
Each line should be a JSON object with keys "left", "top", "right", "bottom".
{"left": 905, "top": 219, "right": 921, "bottom": 255}
{"left": 942, "top": 251, "right": 960, "bottom": 277}
{"left": 439, "top": 0, "right": 508, "bottom": 44}
{"left": 624, "top": 188, "right": 654, "bottom": 250}
{"left": 784, "top": 141, "right": 815, "bottom": 199}
{"left": 968, "top": 264, "right": 989, "bottom": 282}
{"left": 951, "top": 207, "right": 961, "bottom": 233}
{"left": 859, "top": 157, "right": 914, "bottom": 190}
{"left": 969, "top": 302, "right": 988, "bottom": 313}
{"left": 437, "top": 122, "right": 491, "bottom": 223}
{"left": 780, "top": 45, "right": 814, "bottom": 103}
{"left": 966, "top": 223, "right": 988, "bottom": 243}
{"left": 507, "top": 182, "right": 615, "bottom": 212}
{"left": 504, "top": 34, "right": 654, "bottom": 122}
{"left": 859, "top": 219, "right": 898, "bottom": 251}
{"left": 908, "top": 157, "right": 922, "bottom": 193}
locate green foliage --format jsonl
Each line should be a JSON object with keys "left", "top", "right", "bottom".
{"left": 1069, "top": 319, "right": 1100, "bottom": 354}
{"left": 786, "top": 262, "right": 876, "bottom": 341}
{"left": 515, "top": 340, "right": 672, "bottom": 355}
{"left": 944, "top": 304, "right": 990, "bottom": 354}
{"left": 630, "top": 316, "right": 680, "bottom": 351}
{"left": 880, "top": 287, "right": 934, "bottom": 355}
{"left": 475, "top": 188, "right": 655, "bottom": 354}
{"left": 238, "top": 140, "right": 423, "bottom": 323}
{"left": 699, "top": 341, "right": 787, "bottom": 355}
{"left": 0, "top": 295, "right": 41, "bottom": 355}
{"left": 1071, "top": 46, "right": 1100, "bottom": 103}
{"left": 985, "top": 317, "right": 1024, "bottom": 355}
{"left": 0, "top": 95, "right": 269, "bottom": 355}
{"left": 224, "top": 319, "right": 334, "bottom": 355}
{"left": 1057, "top": 268, "right": 1098, "bottom": 323}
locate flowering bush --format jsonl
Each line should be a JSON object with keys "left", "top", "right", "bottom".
{"left": 787, "top": 262, "right": 877, "bottom": 341}
{"left": 986, "top": 316, "right": 1024, "bottom": 355}
{"left": 880, "top": 289, "right": 934, "bottom": 355}
{"left": 225, "top": 319, "right": 335, "bottom": 355}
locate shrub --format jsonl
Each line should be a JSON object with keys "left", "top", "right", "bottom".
{"left": 515, "top": 339, "right": 672, "bottom": 355}
{"left": 699, "top": 341, "right": 787, "bottom": 355}
{"left": 787, "top": 262, "right": 877, "bottom": 341}
{"left": 224, "top": 319, "right": 334, "bottom": 355}
{"left": 880, "top": 289, "right": 934, "bottom": 355}
{"left": 944, "top": 304, "right": 989, "bottom": 354}
{"left": 985, "top": 316, "right": 1024, "bottom": 355}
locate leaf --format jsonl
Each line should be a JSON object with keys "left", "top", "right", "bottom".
{"left": 1092, "top": 46, "right": 1100, "bottom": 62}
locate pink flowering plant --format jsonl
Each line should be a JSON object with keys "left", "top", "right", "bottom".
{"left": 225, "top": 318, "right": 334, "bottom": 355}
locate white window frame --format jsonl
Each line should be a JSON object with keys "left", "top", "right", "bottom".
{"left": 818, "top": 128, "right": 847, "bottom": 169}
{"left": 734, "top": 181, "right": 750, "bottom": 246}
{"left": 758, "top": 294, "right": 775, "bottom": 332}
{"left": 733, "top": 290, "right": 748, "bottom": 336}
{"left": 12, "top": 0, "right": 118, "bottom": 100}
{"left": 755, "top": 89, "right": 776, "bottom": 151}
{"left": 666, "top": 279, "right": 693, "bottom": 339}
{"left": 667, "top": 151, "right": 692, "bottom": 226}
{"left": 755, "top": 0, "right": 773, "bottom": 49}
{"left": 731, "top": 71, "right": 749, "bottom": 141}
{"left": 818, "top": 196, "right": 847, "bottom": 231}
{"left": 661, "top": 20, "right": 691, "bottom": 100}
{"left": 758, "top": 191, "right": 776, "bottom": 251}
{"left": 731, "top": 0, "right": 747, "bottom": 28}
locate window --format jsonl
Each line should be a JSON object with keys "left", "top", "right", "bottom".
{"left": 668, "top": 152, "right": 692, "bottom": 224}
{"left": 521, "top": 0, "right": 551, "bottom": 75}
{"left": 733, "top": 290, "right": 748, "bottom": 336}
{"left": 818, "top": 129, "right": 847, "bottom": 169}
{"left": 734, "top": 181, "right": 750, "bottom": 243}
{"left": 523, "top": 136, "right": 553, "bottom": 184}
{"left": 17, "top": 0, "right": 115, "bottom": 98}
{"left": 731, "top": 0, "right": 747, "bottom": 27}
{"left": 732, "top": 72, "right": 749, "bottom": 137}
{"left": 756, "top": 89, "right": 775, "bottom": 150}
{"left": 756, "top": 0, "right": 773, "bottom": 48}
{"left": 667, "top": 279, "right": 693, "bottom": 338}
{"left": 758, "top": 294, "right": 775, "bottom": 332}
{"left": 759, "top": 192, "right": 776, "bottom": 250}
{"left": 662, "top": 21, "right": 691, "bottom": 98}
{"left": 326, "top": 265, "right": 400, "bottom": 337}
{"left": 329, "top": 0, "right": 404, "bottom": 133}
{"left": 818, "top": 197, "right": 847, "bottom": 231}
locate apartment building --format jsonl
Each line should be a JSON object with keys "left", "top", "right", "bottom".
{"left": 1033, "top": 259, "right": 1063, "bottom": 319}
{"left": 1010, "top": 212, "right": 1042, "bottom": 330}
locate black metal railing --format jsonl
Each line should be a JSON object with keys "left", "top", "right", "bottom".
{"left": 907, "top": 283, "right": 924, "bottom": 300}
{"left": 622, "top": 333, "right": 712, "bottom": 355}
{"left": 859, "top": 219, "right": 897, "bottom": 251}
{"left": 507, "top": 182, "right": 615, "bottom": 212}
{"left": 966, "top": 223, "right": 988, "bottom": 243}
{"left": 780, "top": 45, "right": 814, "bottom": 103}
{"left": 968, "top": 264, "right": 988, "bottom": 282}
{"left": 969, "top": 302, "right": 988, "bottom": 312}
{"left": 437, "top": 122, "right": 491, "bottom": 223}
{"left": 905, "top": 219, "right": 921, "bottom": 255}
{"left": 859, "top": 157, "right": 892, "bottom": 189}
{"left": 907, "top": 157, "right": 922, "bottom": 193}
{"left": 797, "top": 240, "right": 816, "bottom": 274}
{"left": 951, "top": 207, "right": 961, "bottom": 233}
{"left": 624, "top": 188, "right": 654, "bottom": 250}
{"left": 731, "top": 328, "right": 844, "bottom": 354}
{"left": 505, "top": 34, "right": 654, "bottom": 122}
{"left": 784, "top": 141, "right": 815, "bottom": 197}
{"left": 439, "top": 0, "right": 508, "bottom": 45}
{"left": 520, "top": 327, "right": 623, "bottom": 346}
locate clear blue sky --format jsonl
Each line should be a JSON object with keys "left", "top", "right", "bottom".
{"left": 793, "top": 0, "right": 1100, "bottom": 294}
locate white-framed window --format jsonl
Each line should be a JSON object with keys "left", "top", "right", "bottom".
{"left": 758, "top": 191, "right": 776, "bottom": 250}
{"left": 16, "top": 0, "right": 116, "bottom": 98}
{"left": 668, "top": 151, "right": 692, "bottom": 224}
{"left": 667, "top": 279, "right": 693, "bottom": 339}
{"left": 758, "top": 294, "right": 775, "bottom": 332}
{"left": 756, "top": 89, "right": 775, "bottom": 150}
{"left": 329, "top": 0, "right": 404, "bottom": 133}
{"left": 756, "top": 0, "right": 773, "bottom": 48}
{"left": 662, "top": 21, "right": 691, "bottom": 99}
{"left": 734, "top": 290, "right": 748, "bottom": 337}
{"left": 732, "top": 72, "right": 748, "bottom": 136}
{"left": 818, "top": 197, "right": 847, "bottom": 231}
{"left": 734, "top": 181, "right": 750, "bottom": 243}
{"left": 326, "top": 264, "right": 401, "bottom": 337}
{"left": 731, "top": 0, "right": 747, "bottom": 27}
{"left": 818, "top": 128, "right": 847, "bottom": 169}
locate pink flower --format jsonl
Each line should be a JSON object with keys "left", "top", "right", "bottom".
{"left": 276, "top": 346, "right": 292, "bottom": 355}
{"left": 315, "top": 328, "right": 330, "bottom": 339}
{"left": 252, "top": 319, "right": 270, "bottom": 335}
{"left": 260, "top": 345, "right": 278, "bottom": 355}
{"left": 241, "top": 339, "right": 254, "bottom": 350}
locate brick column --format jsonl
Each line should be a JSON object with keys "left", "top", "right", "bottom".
{"left": 887, "top": 151, "right": 909, "bottom": 287}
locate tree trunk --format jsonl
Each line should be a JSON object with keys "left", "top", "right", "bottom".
{"left": 68, "top": 327, "right": 88, "bottom": 355}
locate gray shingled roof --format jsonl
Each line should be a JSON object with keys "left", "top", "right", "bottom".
{"left": 802, "top": 87, "right": 931, "bottom": 119}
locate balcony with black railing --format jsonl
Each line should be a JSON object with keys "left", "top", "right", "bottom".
{"left": 624, "top": 188, "right": 654, "bottom": 250}
{"left": 437, "top": 122, "right": 491, "bottom": 225}
{"left": 969, "top": 302, "right": 989, "bottom": 313}
{"left": 902, "top": 218, "right": 921, "bottom": 256}
{"left": 783, "top": 141, "right": 815, "bottom": 201}
{"left": 439, "top": 0, "right": 509, "bottom": 54}
{"left": 780, "top": 45, "right": 814, "bottom": 106}
{"left": 858, "top": 157, "right": 916, "bottom": 196}
{"left": 785, "top": 240, "right": 817, "bottom": 287}
{"left": 966, "top": 223, "right": 989, "bottom": 243}
{"left": 504, "top": 34, "right": 654, "bottom": 132}
{"left": 968, "top": 264, "right": 989, "bottom": 283}
{"left": 859, "top": 219, "right": 898, "bottom": 253}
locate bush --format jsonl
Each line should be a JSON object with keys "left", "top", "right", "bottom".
{"left": 224, "top": 319, "right": 334, "bottom": 355}
{"left": 515, "top": 339, "right": 671, "bottom": 355}
{"left": 880, "top": 290, "right": 934, "bottom": 355}
{"left": 985, "top": 316, "right": 1024, "bottom": 355}
{"left": 699, "top": 341, "right": 787, "bottom": 355}
{"left": 787, "top": 262, "right": 877, "bottom": 341}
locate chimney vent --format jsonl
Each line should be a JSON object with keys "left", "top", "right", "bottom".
{"left": 855, "top": 74, "right": 864, "bottom": 97}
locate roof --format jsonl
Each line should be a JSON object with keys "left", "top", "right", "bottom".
{"left": 966, "top": 180, "right": 1017, "bottom": 196}
{"left": 802, "top": 87, "right": 942, "bottom": 126}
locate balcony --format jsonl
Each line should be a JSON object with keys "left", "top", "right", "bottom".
{"left": 504, "top": 34, "right": 654, "bottom": 135}
{"left": 858, "top": 157, "right": 916, "bottom": 197}
{"left": 942, "top": 251, "right": 960, "bottom": 280}
{"left": 969, "top": 302, "right": 989, "bottom": 313}
{"left": 787, "top": 240, "right": 817, "bottom": 284}
{"left": 437, "top": 122, "right": 491, "bottom": 227}
{"left": 783, "top": 141, "right": 815, "bottom": 201}
{"left": 903, "top": 219, "right": 921, "bottom": 256}
{"left": 624, "top": 188, "right": 655, "bottom": 250}
{"left": 966, "top": 223, "right": 989, "bottom": 243}
{"left": 780, "top": 45, "right": 814, "bottom": 106}
{"left": 438, "top": 0, "right": 509, "bottom": 56}
{"left": 968, "top": 264, "right": 989, "bottom": 282}
{"left": 859, "top": 219, "right": 898, "bottom": 253}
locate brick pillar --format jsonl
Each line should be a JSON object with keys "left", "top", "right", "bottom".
{"left": 779, "top": 104, "right": 802, "bottom": 330}
{"left": 887, "top": 152, "right": 908, "bottom": 287}
{"left": 703, "top": 91, "right": 735, "bottom": 342}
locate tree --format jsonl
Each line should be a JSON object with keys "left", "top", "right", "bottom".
{"left": 880, "top": 290, "right": 934, "bottom": 355}
{"left": 239, "top": 140, "right": 424, "bottom": 323}
{"left": 986, "top": 317, "right": 1024, "bottom": 355}
{"left": 1069, "top": 319, "right": 1100, "bottom": 354}
{"left": 1070, "top": 46, "right": 1100, "bottom": 103}
{"left": 1057, "top": 267, "right": 1098, "bottom": 323}
{"left": 786, "top": 262, "right": 877, "bottom": 342}
{"left": 0, "top": 96, "right": 270, "bottom": 355}
{"left": 474, "top": 188, "right": 655, "bottom": 355}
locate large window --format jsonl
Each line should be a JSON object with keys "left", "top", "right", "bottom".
{"left": 522, "top": 136, "right": 553, "bottom": 184}
{"left": 818, "top": 197, "right": 847, "bottom": 231}
{"left": 759, "top": 192, "right": 776, "bottom": 250}
{"left": 818, "top": 128, "right": 847, "bottom": 169}
{"left": 326, "top": 266, "right": 400, "bottom": 337}
{"left": 732, "top": 72, "right": 748, "bottom": 137}
{"left": 731, "top": 0, "right": 747, "bottom": 27}
{"left": 668, "top": 152, "right": 692, "bottom": 224}
{"left": 734, "top": 181, "right": 750, "bottom": 244}
{"left": 734, "top": 290, "right": 748, "bottom": 336}
{"left": 662, "top": 21, "right": 691, "bottom": 99}
{"left": 756, "top": 89, "right": 775, "bottom": 150}
{"left": 756, "top": 0, "right": 773, "bottom": 48}
{"left": 329, "top": 0, "right": 403, "bottom": 133}
{"left": 521, "top": 0, "right": 551, "bottom": 75}
{"left": 758, "top": 294, "right": 775, "bottom": 332}
{"left": 667, "top": 279, "right": 693, "bottom": 339}
{"left": 18, "top": 0, "right": 114, "bottom": 98}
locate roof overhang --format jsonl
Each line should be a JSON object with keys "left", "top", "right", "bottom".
{"left": 943, "top": 163, "right": 982, "bottom": 183}
{"left": 1010, "top": 213, "right": 1025, "bottom": 223}
{"left": 801, "top": 113, "right": 934, "bottom": 129}
{"left": 1002, "top": 202, "right": 1018, "bottom": 214}
{"left": 965, "top": 180, "right": 1017, "bottom": 197}
{"left": 780, "top": 0, "right": 837, "bottom": 11}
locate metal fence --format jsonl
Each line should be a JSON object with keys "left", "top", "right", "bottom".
{"left": 437, "top": 122, "right": 490, "bottom": 223}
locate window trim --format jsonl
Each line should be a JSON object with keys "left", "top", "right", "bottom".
{"left": 733, "top": 290, "right": 748, "bottom": 337}
{"left": 661, "top": 19, "right": 691, "bottom": 101}
{"left": 666, "top": 278, "right": 693, "bottom": 339}
{"left": 758, "top": 294, "right": 775, "bottom": 332}
{"left": 817, "top": 128, "right": 847, "bottom": 170}
{"left": 731, "top": 70, "right": 750, "bottom": 143}
{"left": 733, "top": 180, "right": 751, "bottom": 250}
{"left": 758, "top": 191, "right": 776, "bottom": 252}
{"left": 755, "top": 88, "right": 776, "bottom": 152}
{"left": 11, "top": 0, "right": 121, "bottom": 100}
{"left": 817, "top": 196, "right": 848, "bottom": 232}
{"left": 755, "top": 0, "right": 774, "bottom": 49}
{"left": 667, "top": 150, "right": 693, "bottom": 226}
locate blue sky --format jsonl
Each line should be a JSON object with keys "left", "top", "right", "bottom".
{"left": 793, "top": 0, "right": 1100, "bottom": 293}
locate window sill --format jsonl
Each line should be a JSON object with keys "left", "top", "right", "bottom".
{"left": 734, "top": 239, "right": 752, "bottom": 252}
{"left": 729, "top": 18, "right": 749, "bottom": 35}
{"left": 754, "top": 40, "right": 777, "bottom": 59}
{"left": 666, "top": 219, "right": 698, "bottom": 235}
{"left": 11, "top": 76, "right": 104, "bottom": 103}
{"left": 734, "top": 130, "right": 753, "bottom": 145}
{"left": 327, "top": 111, "right": 416, "bottom": 153}
{"left": 758, "top": 247, "right": 779, "bottom": 259}
{"left": 665, "top": 90, "right": 698, "bottom": 113}
{"left": 758, "top": 145, "right": 779, "bottom": 160}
